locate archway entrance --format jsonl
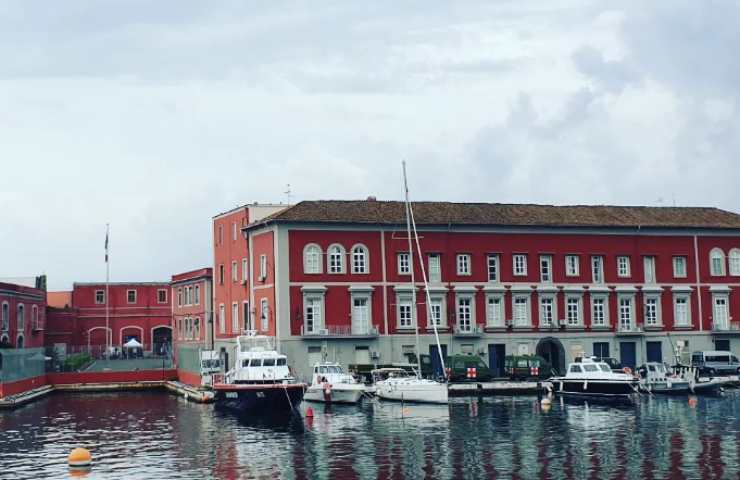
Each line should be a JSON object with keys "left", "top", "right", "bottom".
{"left": 536, "top": 337, "right": 566, "bottom": 376}
{"left": 152, "top": 326, "right": 172, "bottom": 357}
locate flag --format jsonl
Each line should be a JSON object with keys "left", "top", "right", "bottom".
{"left": 105, "top": 226, "right": 109, "bottom": 263}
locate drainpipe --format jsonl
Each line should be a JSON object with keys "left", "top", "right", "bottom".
{"left": 693, "top": 235, "right": 703, "bottom": 332}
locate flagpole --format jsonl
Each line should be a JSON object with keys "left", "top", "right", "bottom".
{"left": 105, "top": 223, "right": 110, "bottom": 358}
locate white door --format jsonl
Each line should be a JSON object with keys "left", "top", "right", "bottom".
{"left": 355, "top": 346, "right": 371, "bottom": 364}
{"left": 713, "top": 296, "right": 728, "bottom": 329}
{"left": 352, "top": 298, "right": 369, "bottom": 335}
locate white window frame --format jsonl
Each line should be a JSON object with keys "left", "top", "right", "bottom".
{"left": 618, "top": 295, "right": 634, "bottom": 331}
{"left": 232, "top": 302, "right": 239, "bottom": 334}
{"left": 428, "top": 295, "right": 446, "bottom": 328}
{"left": 588, "top": 256, "right": 603, "bottom": 284}
{"left": 590, "top": 295, "right": 609, "bottom": 328}
{"left": 565, "top": 255, "right": 580, "bottom": 277}
{"left": 157, "top": 289, "right": 167, "bottom": 304}
{"left": 487, "top": 254, "right": 499, "bottom": 283}
{"left": 566, "top": 295, "right": 582, "bottom": 326}
{"left": 303, "top": 294, "right": 324, "bottom": 334}
{"left": 242, "top": 301, "right": 250, "bottom": 331}
{"left": 260, "top": 298, "right": 269, "bottom": 331}
{"left": 512, "top": 294, "right": 531, "bottom": 327}
{"left": 232, "top": 261, "right": 238, "bottom": 282}
{"left": 259, "top": 255, "right": 267, "bottom": 280}
{"left": 730, "top": 249, "right": 740, "bottom": 276}
{"left": 177, "top": 288, "right": 182, "bottom": 307}
{"left": 351, "top": 244, "right": 369, "bottom": 274}
{"left": 644, "top": 295, "right": 661, "bottom": 327}
{"left": 1, "top": 302, "right": 9, "bottom": 331}
{"left": 643, "top": 256, "right": 656, "bottom": 284}
{"left": 485, "top": 294, "right": 504, "bottom": 327}
{"left": 617, "top": 256, "right": 631, "bottom": 278}
{"left": 456, "top": 294, "right": 475, "bottom": 332}
{"left": 219, "top": 304, "right": 225, "bottom": 334}
{"left": 712, "top": 294, "right": 729, "bottom": 330}
{"left": 397, "top": 253, "right": 410, "bottom": 275}
{"left": 673, "top": 294, "right": 691, "bottom": 327}
{"left": 194, "top": 284, "right": 200, "bottom": 305}
{"left": 303, "top": 244, "right": 323, "bottom": 274}
{"left": 513, "top": 254, "right": 527, "bottom": 277}
{"left": 95, "top": 290, "right": 105, "bottom": 305}
{"left": 456, "top": 254, "right": 471, "bottom": 276}
{"left": 127, "top": 289, "right": 137, "bottom": 304}
{"left": 351, "top": 293, "right": 372, "bottom": 335}
{"left": 242, "top": 258, "right": 248, "bottom": 282}
{"left": 539, "top": 295, "right": 556, "bottom": 327}
{"left": 710, "top": 248, "right": 725, "bottom": 276}
{"left": 327, "top": 244, "right": 346, "bottom": 274}
{"left": 539, "top": 255, "right": 552, "bottom": 283}
{"left": 397, "top": 294, "right": 414, "bottom": 328}
{"left": 673, "top": 256, "right": 687, "bottom": 278}
{"left": 428, "top": 254, "right": 441, "bottom": 283}
{"left": 16, "top": 303, "right": 24, "bottom": 331}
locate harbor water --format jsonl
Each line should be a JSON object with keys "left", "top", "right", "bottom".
{"left": 1, "top": 391, "right": 739, "bottom": 479}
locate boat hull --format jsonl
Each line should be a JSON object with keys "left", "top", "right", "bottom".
{"left": 640, "top": 380, "right": 692, "bottom": 395}
{"left": 553, "top": 379, "right": 637, "bottom": 397}
{"left": 304, "top": 385, "right": 364, "bottom": 404}
{"left": 376, "top": 380, "right": 449, "bottom": 404}
{"left": 214, "top": 383, "right": 305, "bottom": 414}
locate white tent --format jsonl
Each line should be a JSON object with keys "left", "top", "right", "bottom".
{"left": 123, "top": 338, "right": 143, "bottom": 348}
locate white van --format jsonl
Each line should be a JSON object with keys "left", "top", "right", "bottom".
{"left": 691, "top": 350, "right": 740, "bottom": 376}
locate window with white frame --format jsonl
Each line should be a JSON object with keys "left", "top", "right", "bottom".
{"left": 194, "top": 317, "right": 201, "bottom": 339}
{"left": 259, "top": 255, "right": 267, "bottom": 280}
{"left": 673, "top": 295, "right": 690, "bottom": 327}
{"left": 16, "top": 304, "right": 24, "bottom": 331}
{"left": 457, "top": 254, "right": 471, "bottom": 276}
{"left": 304, "top": 296, "right": 323, "bottom": 334}
{"left": 591, "top": 256, "right": 604, "bottom": 284}
{"left": 540, "top": 255, "right": 552, "bottom": 283}
{"left": 644, "top": 296, "right": 660, "bottom": 326}
{"left": 177, "top": 288, "right": 182, "bottom": 307}
{"left": 260, "top": 299, "right": 269, "bottom": 331}
{"left": 712, "top": 295, "right": 728, "bottom": 329}
{"left": 539, "top": 296, "right": 554, "bottom": 327}
{"left": 730, "top": 249, "right": 740, "bottom": 276}
{"left": 194, "top": 284, "right": 200, "bottom": 305}
{"left": 243, "top": 301, "right": 250, "bottom": 331}
{"left": 397, "top": 295, "right": 413, "bottom": 328}
{"left": 351, "top": 296, "right": 371, "bottom": 335}
{"left": 566, "top": 296, "right": 581, "bottom": 326}
{"left": 232, "top": 261, "right": 238, "bottom": 282}
{"left": 456, "top": 296, "right": 473, "bottom": 332}
{"left": 513, "top": 295, "right": 530, "bottom": 326}
{"left": 1, "top": 302, "right": 9, "bottom": 331}
{"left": 643, "top": 256, "right": 656, "bottom": 284}
{"left": 591, "top": 296, "right": 607, "bottom": 327}
{"left": 328, "top": 244, "right": 345, "bottom": 274}
{"left": 232, "top": 302, "right": 239, "bottom": 333}
{"left": 158, "top": 289, "right": 167, "bottom": 303}
{"left": 352, "top": 245, "right": 369, "bottom": 274}
{"left": 219, "top": 304, "right": 225, "bottom": 334}
{"left": 127, "top": 289, "right": 136, "bottom": 304}
{"left": 618, "top": 296, "right": 633, "bottom": 331}
{"left": 95, "top": 290, "right": 105, "bottom": 305}
{"left": 428, "top": 297, "right": 445, "bottom": 327}
{"left": 242, "top": 258, "right": 248, "bottom": 281}
{"left": 673, "top": 256, "right": 687, "bottom": 278}
{"left": 232, "top": 222, "right": 237, "bottom": 241}
{"left": 303, "top": 244, "right": 322, "bottom": 274}
{"left": 617, "top": 256, "right": 631, "bottom": 277}
{"left": 513, "top": 254, "right": 527, "bottom": 276}
{"left": 710, "top": 248, "right": 725, "bottom": 276}
{"left": 31, "top": 305, "right": 38, "bottom": 330}
{"left": 184, "top": 286, "right": 190, "bottom": 306}
{"left": 565, "top": 255, "right": 580, "bottom": 277}
{"left": 486, "top": 295, "right": 504, "bottom": 327}
{"left": 429, "top": 254, "right": 441, "bottom": 282}
{"left": 487, "top": 255, "right": 499, "bottom": 282}
{"left": 397, "top": 253, "right": 410, "bottom": 275}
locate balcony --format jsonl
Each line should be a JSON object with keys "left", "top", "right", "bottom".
{"left": 616, "top": 324, "right": 644, "bottom": 336}
{"left": 711, "top": 321, "right": 740, "bottom": 335}
{"left": 300, "top": 324, "right": 379, "bottom": 339}
{"left": 538, "top": 322, "right": 559, "bottom": 332}
{"left": 453, "top": 324, "right": 483, "bottom": 338}
{"left": 32, "top": 320, "right": 45, "bottom": 332}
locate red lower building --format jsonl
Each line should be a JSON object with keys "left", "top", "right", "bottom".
{"left": 171, "top": 268, "right": 213, "bottom": 385}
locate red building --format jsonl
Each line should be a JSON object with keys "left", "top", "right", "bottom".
{"left": 212, "top": 203, "right": 287, "bottom": 369}
{"left": 171, "top": 268, "right": 212, "bottom": 385}
{"left": 241, "top": 200, "right": 740, "bottom": 380}
{"left": 45, "top": 282, "right": 172, "bottom": 355}
{"left": 0, "top": 278, "right": 46, "bottom": 349}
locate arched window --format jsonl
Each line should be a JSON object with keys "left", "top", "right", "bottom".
{"left": 710, "top": 248, "right": 725, "bottom": 276}
{"left": 1, "top": 302, "right": 9, "bottom": 331}
{"left": 16, "top": 304, "right": 25, "bottom": 332}
{"left": 303, "top": 244, "right": 322, "bottom": 274}
{"left": 327, "top": 244, "right": 345, "bottom": 274}
{"left": 729, "top": 248, "right": 740, "bottom": 276}
{"left": 351, "top": 244, "right": 369, "bottom": 274}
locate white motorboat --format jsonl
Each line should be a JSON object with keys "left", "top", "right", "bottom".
{"left": 304, "top": 362, "right": 365, "bottom": 404}
{"left": 550, "top": 357, "right": 639, "bottom": 398}
{"left": 637, "top": 362, "right": 692, "bottom": 394}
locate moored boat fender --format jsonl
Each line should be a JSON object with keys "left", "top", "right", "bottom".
{"left": 623, "top": 367, "right": 632, "bottom": 375}
{"left": 583, "top": 380, "right": 588, "bottom": 390}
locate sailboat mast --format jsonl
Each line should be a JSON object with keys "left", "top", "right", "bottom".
{"left": 402, "top": 161, "right": 423, "bottom": 377}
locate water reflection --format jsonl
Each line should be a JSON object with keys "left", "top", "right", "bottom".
{"left": 0, "top": 391, "right": 738, "bottom": 479}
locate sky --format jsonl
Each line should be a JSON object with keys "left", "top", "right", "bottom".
{"left": 1, "top": 1, "right": 738, "bottom": 290}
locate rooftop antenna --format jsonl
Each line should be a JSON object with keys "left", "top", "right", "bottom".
{"left": 284, "top": 184, "right": 292, "bottom": 205}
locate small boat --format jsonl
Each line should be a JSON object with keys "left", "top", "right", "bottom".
{"left": 637, "top": 362, "right": 692, "bottom": 394}
{"left": 304, "top": 362, "right": 365, "bottom": 404}
{"left": 551, "top": 357, "right": 639, "bottom": 398}
{"left": 670, "top": 364, "right": 724, "bottom": 395}
{"left": 375, "top": 368, "right": 449, "bottom": 404}
{"left": 213, "top": 332, "right": 305, "bottom": 414}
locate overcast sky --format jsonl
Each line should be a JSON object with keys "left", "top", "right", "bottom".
{"left": 1, "top": 1, "right": 738, "bottom": 290}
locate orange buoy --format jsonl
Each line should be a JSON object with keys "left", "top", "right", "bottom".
{"left": 688, "top": 396, "right": 698, "bottom": 408}
{"left": 68, "top": 447, "right": 92, "bottom": 468}
{"left": 305, "top": 406, "right": 314, "bottom": 418}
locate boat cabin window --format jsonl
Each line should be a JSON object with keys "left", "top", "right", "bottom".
{"left": 599, "top": 364, "right": 611, "bottom": 372}
{"left": 249, "top": 359, "right": 262, "bottom": 367}
{"left": 277, "top": 358, "right": 287, "bottom": 366}
{"left": 569, "top": 365, "right": 583, "bottom": 373}
{"left": 263, "top": 358, "right": 276, "bottom": 367}
{"left": 692, "top": 353, "right": 703, "bottom": 364}
{"left": 583, "top": 364, "right": 598, "bottom": 372}
{"left": 242, "top": 360, "right": 250, "bottom": 367}
{"left": 648, "top": 365, "right": 656, "bottom": 372}
{"left": 319, "top": 366, "right": 342, "bottom": 374}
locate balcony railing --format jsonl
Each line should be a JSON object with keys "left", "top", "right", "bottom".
{"left": 453, "top": 324, "right": 482, "bottom": 337}
{"left": 301, "top": 324, "right": 379, "bottom": 338}
{"left": 711, "top": 321, "right": 740, "bottom": 333}
{"left": 616, "top": 323, "right": 644, "bottom": 335}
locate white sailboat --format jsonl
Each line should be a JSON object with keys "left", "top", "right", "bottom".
{"left": 376, "top": 162, "right": 449, "bottom": 404}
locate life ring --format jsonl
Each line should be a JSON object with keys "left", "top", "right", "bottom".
{"left": 623, "top": 367, "right": 632, "bottom": 375}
